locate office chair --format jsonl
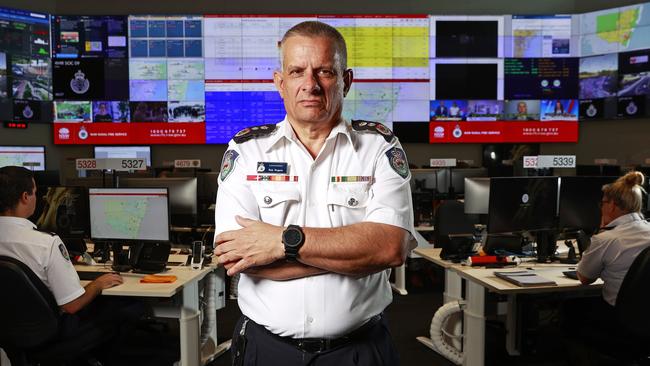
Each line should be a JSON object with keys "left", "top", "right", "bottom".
{"left": 613, "top": 245, "right": 650, "bottom": 364}
{"left": 0, "top": 256, "right": 110, "bottom": 366}
{"left": 434, "top": 200, "right": 476, "bottom": 260}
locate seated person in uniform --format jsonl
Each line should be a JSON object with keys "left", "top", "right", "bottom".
{"left": 0, "top": 166, "right": 143, "bottom": 358}
{"left": 577, "top": 171, "right": 650, "bottom": 303}
{"left": 565, "top": 171, "right": 650, "bottom": 364}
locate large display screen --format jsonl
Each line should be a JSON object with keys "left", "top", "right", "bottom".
{"left": 42, "top": 5, "right": 650, "bottom": 145}
{"left": 618, "top": 49, "right": 650, "bottom": 96}
{"left": 579, "top": 53, "right": 618, "bottom": 99}
{"left": 506, "top": 15, "right": 576, "bottom": 58}
{"left": 580, "top": 4, "right": 650, "bottom": 56}
{"left": 0, "top": 6, "right": 52, "bottom": 123}
{"left": 204, "top": 15, "right": 430, "bottom": 144}
{"left": 504, "top": 57, "right": 579, "bottom": 99}
{"left": 51, "top": 15, "right": 129, "bottom": 120}
{"left": 128, "top": 16, "right": 205, "bottom": 124}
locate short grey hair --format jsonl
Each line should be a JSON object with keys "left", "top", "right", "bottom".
{"left": 279, "top": 21, "right": 348, "bottom": 73}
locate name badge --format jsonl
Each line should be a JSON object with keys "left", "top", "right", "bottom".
{"left": 257, "top": 162, "right": 288, "bottom": 174}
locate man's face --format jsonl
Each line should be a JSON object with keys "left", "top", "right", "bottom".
{"left": 274, "top": 35, "right": 352, "bottom": 126}
{"left": 517, "top": 102, "right": 527, "bottom": 114}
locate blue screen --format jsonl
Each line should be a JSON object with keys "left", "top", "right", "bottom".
{"left": 184, "top": 40, "right": 202, "bottom": 57}
{"left": 205, "top": 90, "right": 285, "bottom": 144}
{"left": 166, "top": 40, "right": 184, "bottom": 57}
{"left": 148, "top": 20, "right": 166, "bottom": 37}
{"left": 129, "top": 19, "right": 147, "bottom": 37}
{"left": 130, "top": 39, "right": 148, "bottom": 57}
{"left": 166, "top": 20, "right": 184, "bottom": 37}
{"left": 185, "top": 20, "right": 202, "bottom": 37}
{"left": 148, "top": 40, "right": 166, "bottom": 57}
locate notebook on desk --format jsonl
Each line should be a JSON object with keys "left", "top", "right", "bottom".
{"left": 494, "top": 270, "right": 557, "bottom": 287}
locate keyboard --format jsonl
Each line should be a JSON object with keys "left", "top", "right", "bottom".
{"left": 563, "top": 270, "right": 579, "bottom": 280}
{"left": 77, "top": 271, "right": 111, "bottom": 281}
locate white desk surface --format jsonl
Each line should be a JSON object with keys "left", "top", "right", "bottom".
{"left": 414, "top": 247, "right": 459, "bottom": 269}
{"left": 414, "top": 247, "right": 603, "bottom": 294}
{"left": 76, "top": 259, "right": 216, "bottom": 298}
{"left": 451, "top": 265, "right": 603, "bottom": 294}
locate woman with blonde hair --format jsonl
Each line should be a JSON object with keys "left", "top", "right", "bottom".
{"left": 566, "top": 171, "right": 650, "bottom": 364}
{"left": 578, "top": 170, "right": 649, "bottom": 302}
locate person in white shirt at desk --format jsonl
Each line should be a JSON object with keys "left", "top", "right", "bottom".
{"left": 0, "top": 166, "right": 142, "bottom": 357}
{"left": 565, "top": 171, "right": 650, "bottom": 364}
{"left": 577, "top": 171, "right": 650, "bottom": 305}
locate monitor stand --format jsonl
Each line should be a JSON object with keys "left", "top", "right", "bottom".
{"left": 535, "top": 231, "right": 557, "bottom": 263}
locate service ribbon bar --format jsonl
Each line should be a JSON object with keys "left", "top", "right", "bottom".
{"left": 330, "top": 176, "right": 373, "bottom": 182}
{"left": 247, "top": 175, "right": 299, "bottom": 182}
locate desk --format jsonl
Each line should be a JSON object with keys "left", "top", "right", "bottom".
{"left": 76, "top": 260, "right": 229, "bottom": 366}
{"left": 414, "top": 248, "right": 603, "bottom": 366}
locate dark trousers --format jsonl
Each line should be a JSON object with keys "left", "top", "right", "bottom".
{"left": 59, "top": 297, "right": 146, "bottom": 356}
{"left": 231, "top": 315, "right": 400, "bottom": 366}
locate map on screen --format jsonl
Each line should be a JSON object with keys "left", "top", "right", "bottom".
{"left": 581, "top": 4, "right": 650, "bottom": 56}
{"left": 89, "top": 188, "right": 169, "bottom": 241}
{"left": 0, "top": 146, "right": 45, "bottom": 170}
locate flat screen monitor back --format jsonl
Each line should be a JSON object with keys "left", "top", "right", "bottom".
{"left": 65, "top": 177, "right": 113, "bottom": 188}
{"left": 410, "top": 169, "right": 449, "bottom": 193}
{"left": 558, "top": 176, "right": 617, "bottom": 236}
{"left": 451, "top": 168, "right": 487, "bottom": 195}
{"left": 488, "top": 177, "right": 559, "bottom": 234}
{"left": 118, "top": 177, "right": 197, "bottom": 227}
{"left": 464, "top": 177, "right": 490, "bottom": 214}
{"left": 33, "top": 170, "right": 60, "bottom": 187}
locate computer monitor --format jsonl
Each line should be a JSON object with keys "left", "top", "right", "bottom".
{"left": 488, "top": 176, "right": 559, "bottom": 234}
{"left": 94, "top": 146, "right": 152, "bottom": 167}
{"left": 33, "top": 170, "right": 60, "bottom": 187}
{"left": 576, "top": 164, "right": 621, "bottom": 177}
{"left": 30, "top": 186, "right": 89, "bottom": 237}
{"left": 65, "top": 177, "right": 113, "bottom": 188}
{"left": 558, "top": 176, "right": 617, "bottom": 236}
{"left": 88, "top": 188, "right": 169, "bottom": 242}
{"left": 410, "top": 169, "right": 449, "bottom": 194}
{"left": 450, "top": 168, "right": 487, "bottom": 195}
{"left": 0, "top": 146, "right": 45, "bottom": 171}
{"left": 197, "top": 171, "right": 218, "bottom": 225}
{"left": 464, "top": 177, "right": 490, "bottom": 214}
{"left": 118, "top": 177, "right": 197, "bottom": 227}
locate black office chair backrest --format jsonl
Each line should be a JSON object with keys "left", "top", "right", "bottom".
{"left": 0, "top": 256, "right": 61, "bottom": 349}
{"left": 434, "top": 200, "right": 475, "bottom": 250}
{"left": 615, "top": 245, "right": 650, "bottom": 338}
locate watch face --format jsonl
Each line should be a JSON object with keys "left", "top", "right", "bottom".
{"left": 284, "top": 228, "right": 302, "bottom": 247}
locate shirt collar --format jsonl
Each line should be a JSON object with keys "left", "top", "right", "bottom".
{"left": 0, "top": 216, "right": 37, "bottom": 229}
{"left": 605, "top": 212, "right": 644, "bottom": 228}
{"left": 264, "top": 116, "right": 354, "bottom": 153}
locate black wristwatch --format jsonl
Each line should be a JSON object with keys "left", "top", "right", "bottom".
{"left": 282, "top": 224, "right": 305, "bottom": 261}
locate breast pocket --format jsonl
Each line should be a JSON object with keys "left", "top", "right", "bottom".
{"left": 251, "top": 185, "right": 301, "bottom": 226}
{"left": 327, "top": 183, "right": 370, "bottom": 227}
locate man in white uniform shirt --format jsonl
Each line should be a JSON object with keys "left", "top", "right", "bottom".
{"left": 214, "top": 21, "right": 415, "bottom": 365}
{"left": 0, "top": 166, "right": 140, "bottom": 358}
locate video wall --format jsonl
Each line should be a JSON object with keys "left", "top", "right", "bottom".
{"left": 0, "top": 7, "right": 51, "bottom": 123}
{"left": 0, "top": 4, "right": 649, "bottom": 144}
